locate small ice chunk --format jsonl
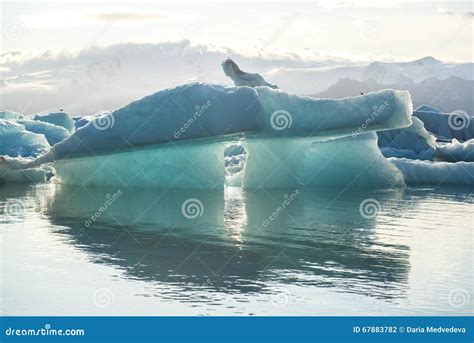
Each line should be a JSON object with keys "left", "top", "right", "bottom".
{"left": 0, "top": 119, "right": 50, "bottom": 157}
{"left": 34, "top": 112, "right": 75, "bottom": 133}
{"left": 0, "top": 110, "right": 22, "bottom": 120}
{"left": 390, "top": 157, "right": 474, "bottom": 185}
{"left": 17, "top": 119, "right": 70, "bottom": 145}
{"left": 378, "top": 117, "right": 436, "bottom": 160}
{"left": 436, "top": 139, "right": 474, "bottom": 162}
{"left": 222, "top": 58, "right": 278, "bottom": 89}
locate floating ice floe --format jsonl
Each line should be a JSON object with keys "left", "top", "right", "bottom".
{"left": 378, "top": 117, "right": 436, "bottom": 160}
{"left": 389, "top": 158, "right": 474, "bottom": 185}
{"left": 436, "top": 139, "right": 474, "bottom": 162}
{"left": 17, "top": 119, "right": 71, "bottom": 146}
{"left": 0, "top": 119, "right": 50, "bottom": 158}
{"left": 413, "top": 106, "right": 474, "bottom": 141}
{"left": 34, "top": 112, "right": 75, "bottom": 133}
{"left": 0, "top": 110, "right": 22, "bottom": 120}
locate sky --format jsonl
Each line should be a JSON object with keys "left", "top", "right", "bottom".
{"left": 1, "top": 0, "right": 473, "bottom": 62}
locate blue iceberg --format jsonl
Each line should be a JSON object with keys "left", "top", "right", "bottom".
{"left": 1, "top": 82, "right": 425, "bottom": 188}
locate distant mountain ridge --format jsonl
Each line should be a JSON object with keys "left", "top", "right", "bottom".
{"left": 269, "top": 56, "right": 474, "bottom": 95}
{"left": 311, "top": 76, "right": 474, "bottom": 116}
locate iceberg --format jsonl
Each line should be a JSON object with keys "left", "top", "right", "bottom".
{"left": 1, "top": 83, "right": 413, "bottom": 188}
{"left": 242, "top": 133, "right": 405, "bottom": 189}
{"left": 0, "top": 156, "right": 53, "bottom": 183}
{"left": 413, "top": 108, "right": 474, "bottom": 141}
{"left": 20, "top": 84, "right": 411, "bottom": 161}
{"left": 0, "top": 119, "right": 50, "bottom": 158}
{"left": 33, "top": 112, "right": 75, "bottom": 133}
{"left": 389, "top": 158, "right": 474, "bottom": 185}
{"left": 436, "top": 139, "right": 474, "bottom": 162}
{"left": 377, "top": 117, "right": 436, "bottom": 160}
{"left": 0, "top": 110, "right": 22, "bottom": 120}
{"left": 17, "top": 119, "right": 71, "bottom": 146}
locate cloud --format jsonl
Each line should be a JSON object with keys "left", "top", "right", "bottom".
{"left": 1, "top": 40, "right": 470, "bottom": 117}
{"left": 95, "top": 12, "right": 164, "bottom": 22}
{"left": 20, "top": 8, "right": 168, "bottom": 28}
{"left": 438, "top": 8, "right": 474, "bottom": 19}
{"left": 0, "top": 40, "right": 335, "bottom": 115}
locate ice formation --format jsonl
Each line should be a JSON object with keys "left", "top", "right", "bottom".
{"left": 222, "top": 58, "right": 278, "bottom": 89}
{"left": 34, "top": 112, "right": 75, "bottom": 133}
{"left": 413, "top": 107, "right": 474, "bottom": 141}
{"left": 0, "top": 110, "right": 22, "bottom": 120}
{"left": 17, "top": 119, "right": 71, "bottom": 145}
{"left": 0, "top": 156, "right": 53, "bottom": 183}
{"left": 0, "top": 119, "right": 50, "bottom": 157}
{"left": 389, "top": 158, "right": 474, "bottom": 185}
{"left": 39, "top": 85, "right": 405, "bottom": 188}
{"left": 242, "top": 133, "right": 404, "bottom": 189}
{"left": 19, "top": 84, "right": 411, "bottom": 164}
{"left": 436, "top": 139, "right": 474, "bottom": 162}
{"left": 377, "top": 117, "right": 436, "bottom": 160}
{"left": 6, "top": 80, "right": 473, "bottom": 189}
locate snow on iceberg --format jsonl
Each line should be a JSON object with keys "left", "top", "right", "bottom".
{"left": 389, "top": 158, "right": 474, "bottom": 185}
{"left": 436, "top": 139, "right": 474, "bottom": 162}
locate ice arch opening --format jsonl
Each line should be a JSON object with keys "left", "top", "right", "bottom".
{"left": 225, "top": 143, "right": 247, "bottom": 187}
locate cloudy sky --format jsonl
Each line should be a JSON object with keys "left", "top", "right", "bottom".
{"left": 2, "top": 0, "right": 473, "bottom": 61}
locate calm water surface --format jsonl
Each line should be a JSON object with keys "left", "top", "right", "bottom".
{"left": 1, "top": 183, "right": 473, "bottom": 315}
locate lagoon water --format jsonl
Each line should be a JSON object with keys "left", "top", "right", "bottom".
{"left": 1, "top": 183, "right": 472, "bottom": 315}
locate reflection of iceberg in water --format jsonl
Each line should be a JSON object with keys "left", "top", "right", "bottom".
{"left": 44, "top": 184, "right": 411, "bottom": 300}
